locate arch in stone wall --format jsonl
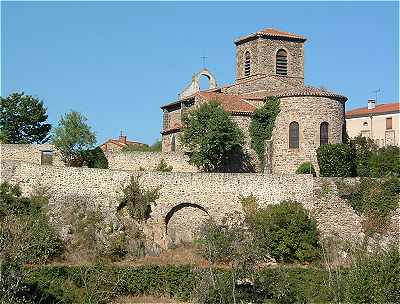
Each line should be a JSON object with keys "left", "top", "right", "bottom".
{"left": 164, "top": 202, "right": 210, "bottom": 245}
{"left": 180, "top": 69, "right": 218, "bottom": 99}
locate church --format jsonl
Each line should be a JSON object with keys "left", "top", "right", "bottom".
{"left": 160, "top": 28, "right": 347, "bottom": 174}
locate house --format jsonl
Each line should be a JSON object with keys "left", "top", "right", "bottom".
{"left": 346, "top": 100, "right": 399, "bottom": 147}
{"left": 100, "top": 133, "right": 146, "bottom": 153}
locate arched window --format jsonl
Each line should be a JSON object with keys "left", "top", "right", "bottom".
{"left": 244, "top": 51, "right": 251, "bottom": 76}
{"left": 276, "top": 49, "right": 288, "bottom": 75}
{"left": 320, "top": 122, "right": 329, "bottom": 145}
{"left": 171, "top": 134, "right": 176, "bottom": 152}
{"left": 289, "top": 121, "right": 299, "bottom": 149}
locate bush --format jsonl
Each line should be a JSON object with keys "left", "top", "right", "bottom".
{"left": 341, "top": 177, "right": 399, "bottom": 234}
{"left": 122, "top": 140, "right": 162, "bottom": 153}
{"left": 295, "top": 162, "right": 316, "bottom": 176}
{"left": 249, "top": 201, "right": 321, "bottom": 262}
{"left": 317, "top": 143, "right": 356, "bottom": 177}
{"left": 249, "top": 97, "right": 280, "bottom": 168}
{"left": 180, "top": 101, "right": 244, "bottom": 172}
{"left": 343, "top": 245, "right": 400, "bottom": 303}
{"left": 349, "top": 135, "right": 377, "bottom": 177}
{"left": 368, "top": 145, "right": 400, "bottom": 177}
{"left": 117, "top": 175, "right": 160, "bottom": 222}
{"left": 154, "top": 158, "right": 173, "bottom": 172}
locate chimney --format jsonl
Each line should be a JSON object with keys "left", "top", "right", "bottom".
{"left": 368, "top": 99, "right": 376, "bottom": 110}
{"left": 119, "top": 131, "right": 127, "bottom": 145}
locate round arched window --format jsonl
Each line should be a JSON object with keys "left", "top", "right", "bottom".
{"left": 244, "top": 51, "right": 251, "bottom": 76}
{"left": 276, "top": 49, "right": 288, "bottom": 75}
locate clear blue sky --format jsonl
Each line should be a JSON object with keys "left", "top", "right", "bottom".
{"left": 1, "top": 1, "right": 399, "bottom": 145}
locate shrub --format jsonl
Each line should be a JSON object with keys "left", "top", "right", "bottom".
{"left": 80, "top": 146, "right": 108, "bottom": 169}
{"left": 295, "top": 162, "right": 316, "bottom": 176}
{"left": 368, "top": 145, "right": 400, "bottom": 177}
{"left": 249, "top": 97, "right": 280, "bottom": 168}
{"left": 341, "top": 177, "right": 399, "bottom": 234}
{"left": 122, "top": 140, "right": 162, "bottom": 153}
{"left": 154, "top": 158, "right": 173, "bottom": 172}
{"left": 180, "top": 101, "right": 244, "bottom": 172}
{"left": 117, "top": 175, "right": 160, "bottom": 222}
{"left": 317, "top": 143, "right": 356, "bottom": 177}
{"left": 349, "top": 135, "right": 377, "bottom": 177}
{"left": 249, "top": 201, "right": 321, "bottom": 262}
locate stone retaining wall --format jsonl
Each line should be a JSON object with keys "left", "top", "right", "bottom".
{"left": 106, "top": 151, "right": 197, "bottom": 172}
{"left": 1, "top": 160, "right": 398, "bottom": 249}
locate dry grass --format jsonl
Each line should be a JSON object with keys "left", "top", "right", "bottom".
{"left": 111, "top": 295, "right": 190, "bottom": 303}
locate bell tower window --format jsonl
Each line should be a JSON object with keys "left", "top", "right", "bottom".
{"left": 244, "top": 51, "right": 251, "bottom": 76}
{"left": 276, "top": 49, "right": 288, "bottom": 75}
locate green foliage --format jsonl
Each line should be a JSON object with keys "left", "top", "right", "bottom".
{"left": 117, "top": 175, "right": 160, "bottom": 222}
{"left": 0, "top": 182, "right": 64, "bottom": 265}
{"left": 154, "top": 158, "right": 173, "bottom": 172}
{"left": 81, "top": 146, "right": 109, "bottom": 169}
{"left": 249, "top": 201, "right": 321, "bottom": 263}
{"left": 343, "top": 246, "right": 400, "bottom": 303}
{"left": 341, "top": 177, "right": 399, "bottom": 234}
{"left": 349, "top": 135, "right": 377, "bottom": 177}
{"left": 108, "top": 233, "right": 128, "bottom": 261}
{"left": 249, "top": 97, "right": 280, "bottom": 167}
{"left": 52, "top": 111, "right": 96, "bottom": 166}
{"left": 368, "top": 145, "right": 400, "bottom": 177}
{"left": 317, "top": 143, "right": 356, "bottom": 177}
{"left": 23, "top": 265, "right": 194, "bottom": 303}
{"left": 181, "top": 101, "right": 244, "bottom": 172}
{"left": 295, "top": 162, "right": 316, "bottom": 176}
{"left": 0, "top": 92, "right": 51, "bottom": 144}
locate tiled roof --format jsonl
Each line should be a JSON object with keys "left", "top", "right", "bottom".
{"left": 235, "top": 28, "right": 306, "bottom": 44}
{"left": 198, "top": 92, "right": 256, "bottom": 114}
{"left": 243, "top": 86, "right": 348, "bottom": 102}
{"left": 346, "top": 102, "right": 400, "bottom": 118}
{"left": 100, "top": 139, "right": 144, "bottom": 148}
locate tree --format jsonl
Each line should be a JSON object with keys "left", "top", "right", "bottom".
{"left": 317, "top": 143, "right": 356, "bottom": 177}
{"left": 0, "top": 92, "right": 51, "bottom": 144}
{"left": 180, "top": 101, "right": 244, "bottom": 172}
{"left": 52, "top": 111, "right": 96, "bottom": 166}
{"left": 349, "top": 135, "right": 377, "bottom": 177}
{"left": 249, "top": 97, "right": 280, "bottom": 168}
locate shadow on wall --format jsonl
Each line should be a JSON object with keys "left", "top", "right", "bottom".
{"left": 164, "top": 203, "right": 209, "bottom": 246}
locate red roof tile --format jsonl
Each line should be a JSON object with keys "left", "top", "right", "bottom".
{"left": 346, "top": 103, "right": 400, "bottom": 118}
{"left": 198, "top": 92, "right": 256, "bottom": 114}
{"left": 235, "top": 28, "right": 306, "bottom": 44}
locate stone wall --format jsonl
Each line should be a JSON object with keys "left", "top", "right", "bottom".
{"left": 106, "top": 151, "right": 197, "bottom": 172}
{"left": 271, "top": 96, "right": 345, "bottom": 175}
{"left": 0, "top": 144, "right": 63, "bottom": 166}
{"left": 3, "top": 160, "right": 396, "bottom": 250}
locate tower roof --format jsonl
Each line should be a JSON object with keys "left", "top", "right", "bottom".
{"left": 234, "top": 28, "right": 307, "bottom": 45}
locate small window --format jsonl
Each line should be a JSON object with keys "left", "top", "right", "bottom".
{"left": 276, "top": 49, "right": 288, "bottom": 75}
{"left": 289, "top": 121, "right": 299, "bottom": 149}
{"left": 386, "top": 117, "right": 392, "bottom": 130}
{"left": 244, "top": 51, "right": 251, "bottom": 76}
{"left": 171, "top": 134, "right": 176, "bottom": 152}
{"left": 320, "top": 122, "right": 329, "bottom": 145}
{"left": 41, "top": 151, "right": 53, "bottom": 165}
{"left": 363, "top": 122, "right": 368, "bottom": 127}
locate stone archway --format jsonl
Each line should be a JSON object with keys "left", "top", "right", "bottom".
{"left": 180, "top": 68, "right": 218, "bottom": 99}
{"left": 164, "top": 203, "right": 209, "bottom": 245}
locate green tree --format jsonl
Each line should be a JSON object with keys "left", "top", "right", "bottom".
{"left": 0, "top": 92, "right": 51, "bottom": 144}
{"left": 249, "top": 97, "right": 280, "bottom": 168}
{"left": 368, "top": 146, "right": 400, "bottom": 177}
{"left": 317, "top": 143, "right": 356, "bottom": 177}
{"left": 52, "top": 111, "right": 96, "bottom": 166}
{"left": 349, "top": 135, "right": 377, "bottom": 177}
{"left": 181, "top": 101, "right": 244, "bottom": 172}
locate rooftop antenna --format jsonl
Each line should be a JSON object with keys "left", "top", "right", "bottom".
{"left": 372, "top": 89, "right": 381, "bottom": 103}
{"left": 200, "top": 56, "right": 208, "bottom": 69}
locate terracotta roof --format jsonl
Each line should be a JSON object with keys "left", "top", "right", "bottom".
{"left": 243, "top": 86, "right": 347, "bottom": 102}
{"left": 198, "top": 92, "right": 256, "bottom": 114}
{"left": 100, "top": 139, "right": 145, "bottom": 148}
{"left": 235, "top": 28, "right": 306, "bottom": 44}
{"left": 346, "top": 102, "right": 400, "bottom": 118}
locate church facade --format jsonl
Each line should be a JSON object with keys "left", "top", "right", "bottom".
{"left": 160, "top": 28, "right": 347, "bottom": 174}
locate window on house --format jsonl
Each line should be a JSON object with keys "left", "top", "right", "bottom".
{"left": 244, "top": 51, "right": 251, "bottom": 76}
{"left": 289, "top": 121, "right": 299, "bottom": 149}
{"left": 171, "top": 134, "right": 176, "bottom": 152}
{"left": 320, "top": 122, "right": 329, "bottom": 145}
{"left": 41, "top": 151, "right": 53, "bottom": 165}
{"left": 276, "top": 49, "right": 288, "bottom": 75}
{"left": 363, "top": 122, "right": 368, "bottom": 127}
{"left": 386, "top": 117, "right": 392, "bottom": 130}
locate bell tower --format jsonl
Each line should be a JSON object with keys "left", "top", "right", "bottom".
{"left": 234, "top": 28, "right": 306, "bottom": 82}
